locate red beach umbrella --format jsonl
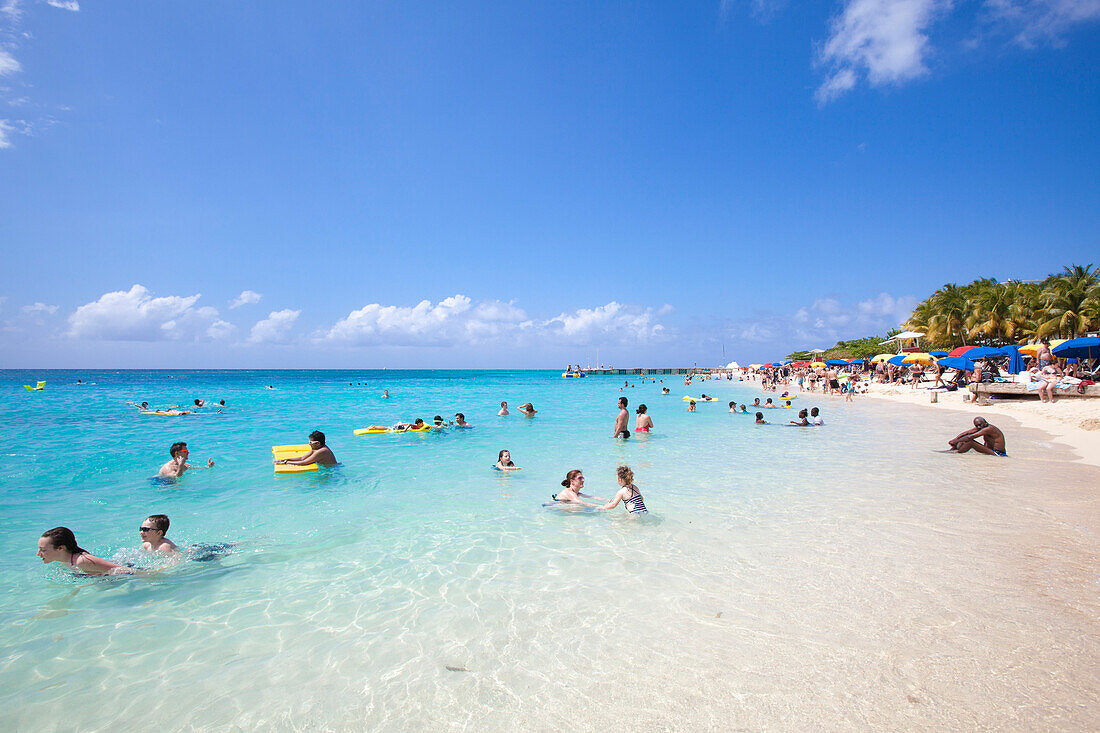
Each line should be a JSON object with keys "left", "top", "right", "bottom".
{"left": 947, "top": 346, "right": 976, "bottom": 358}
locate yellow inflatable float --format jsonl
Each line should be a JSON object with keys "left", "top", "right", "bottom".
{"left": 272, "top": 444, "right": 318, "bottom": 474}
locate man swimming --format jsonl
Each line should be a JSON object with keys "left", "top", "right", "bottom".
{"left": 274, "top": 430, "right": 338, "bottom": 466}
{"left": 755, "top": 412, "right": 766, "bottom": 424}
{"left": 159, "top": 442, "right": 214, "bottom": 478}
{"left": 613, "top": 397, "right": 630, "bottom": 438}
{"left": 947, "top": 417, "right": 1007, "bottom": 456}
{"left": 140, "top": 514, "right": 178, "bottom": 555}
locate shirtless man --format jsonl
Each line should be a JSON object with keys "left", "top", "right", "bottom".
{"left": 948, "top": 417, "right": 1007, "bottom": 456}
{"left": 140, "top": 514, "right": 178, "bottom": 555}
{"left": 274, "top": 430, "right": 338, "bottom": 466}
{"left": 613, "top": 397, "right": 630, "bottom": 438}
{"left": 159, "top": 442, "right": 214, "bottom": 478}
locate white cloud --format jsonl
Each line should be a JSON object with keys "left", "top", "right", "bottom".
{"left": 815, "top": 0, "right": 949, "bottom": 103}
{"left": 21, "top": 301, "right": 57, "bottom": 315}
{"left": 229, "top": 289, "right": 262, "bottom": 309}
{"left": 45, "top": 0, "right": 79, "bottom": 10}
{"left": 249, "top": 309, "right": 300, "bottom": 344}
{"left": 0, "top": 50, "right": 19, "bottom": 76}
{"left": 67, "top": 284, "right": 223, "bottom": 341}
{"left": 207, "top": 319, "right": 236, "bottom": 340}
{"left": 984, "top": 0, "right": 1100, "bottom": 46}
{"left": 320, "top": 295, "right": 670, "bottom": 348}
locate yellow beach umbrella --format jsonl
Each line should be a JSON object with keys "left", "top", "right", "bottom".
{"left": 901, "top": 352, "right": 936, "bottom": 365}
{"left": 1019, "top": 340, "right": 1066, "bottom": 356}
{"left": 810, "top": 361, "right": 826, "bottom": 367}
{"left": 749, "top": 364, "right": 762, "bottom": 369}
{"left": 871, "top": 353, "right": 894, "bottom": 363}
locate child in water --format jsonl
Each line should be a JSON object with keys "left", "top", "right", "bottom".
{"left": 495, "top": 449, "right": 522, "bottom": 471}
{"left": 599, "top": 466, "right": 648, "bottom": 514}
{"left": 140, "top": 514, "right": 178, "bottom": 555}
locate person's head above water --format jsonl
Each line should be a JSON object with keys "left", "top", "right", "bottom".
{"left": 141, "top": 514, "right": 169, "bottom": 539}
{"left": 169, "top": 442, "right": 188, "bottom": 458}
{"left": 455, "top": 413, "right": 465, "bottom": 421}
{"left": 616, "top": 465, "right": 634, "bottom": 486}
{"left": 433, "top": 415, "right": 444, "bottom": 424}
{"left": 810, "top": 407, "right": 819, "bottom": 416}
{"left": 413, "top": 418, "right": 425, "bottom": 426}
{"left": 729, "top": 401, "right": 735, "bottom": 408}
{"left": 560, "top": 469, "right": 584, "bottom": 489}
{"left": 38, "top": 526, "right": 84, "bottom": 562}
{"left": 498, "top": 449, "right": 513, "bottom": 466}
{"left": 799, "top": 409, "right": 808, "bottom": 418}
{"left": 500, "top": 401, "right": 507, "bottom": 408}
{"left": 636, "top": 404, "right": 647, "bottom": 414}
{"left": 309, "top": 430, "right": 326, "bottom": 446}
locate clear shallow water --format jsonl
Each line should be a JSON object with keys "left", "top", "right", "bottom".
{"left": 1, "top": 370, "right": 1098, "bottom": 731}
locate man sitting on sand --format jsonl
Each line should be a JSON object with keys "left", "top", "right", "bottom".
{"left": 947, "top": 417, "right": 1007, "bottom": 456}
{"left": 274, "top": 430, "right": 338, "bottom": 466}
{"left": 159, "top": 442, "right": 214, "bottom": 478}
{"left": 140, "top": 514, "right": 178, "bottom": 555}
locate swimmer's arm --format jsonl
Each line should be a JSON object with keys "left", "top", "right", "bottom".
{"left": 578, "top": 493, "right": 607, "bottom": 502}
{"left": 277, "top": 449, "right": 318, "bottom": 465}
{"left": 600, "top": 490, "right": 626, "bottom": 510}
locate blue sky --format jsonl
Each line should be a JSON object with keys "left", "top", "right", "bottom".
{"left": 1, "top": 0, "right": 1097, "bottom": 368}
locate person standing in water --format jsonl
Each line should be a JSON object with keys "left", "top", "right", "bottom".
{"left": 498, "top": 401, "right": 509, "bottom": 416}
{"left": 274, "top": 431, "right": 338, "bottom": 466}
{"left": 159, "top": 442, "right": 214, "bottom": 478}
{"left": 37, "top": 527, "right": 132, "bottom": 575}
{"left": 635, "top": 404, "right": 653, "bottom": 433}
{"left": 613, "top": 397, "right": 631, "bottom": 438}
{"left": 599, "top": 465, "right": 648, "bottom": 514}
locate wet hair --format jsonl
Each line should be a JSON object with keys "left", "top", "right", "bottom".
{"left": 810, "top": 407, "right": 819, "bottom": 416}
{"left": 194, "top": 399, "right": 203, "bottom": 406}
{"left": 765, "top": 398, "right": 773, "bottom": 404}
{"left": 146, "top": 514, "right": 170, "bottom": 532}
{"left": 636, "top": 404, "right": 647, "bottom": 414}
{"left": 500, "top": 401, "right": 507, "bottom": 407}
{"left": 141, "top": 401, "right": 149, "bottom": 408}
{"left": 618, "top": 397, "right": 628, "bottom": 407}
{"left": 616, "top": 465, "right": 634, "bottom": 485}
{"left": 169, "top": 442, "right": 188, "bottom": 457}
{"left": 413, "top": 418, "right": 424, "bottom": 426}
{"left": 799, "top": 409, "right": 808, "bottom": 418}
{"left": 689, "top": 400, "right": 696, "bottom": 406}
{"left": 455, "top": 413, "right": 464, "bottom": 421}
{"left": 561, "top": 469, "right": 583, "bottom": 488}
{"left": 433, "top": 415, "right": 444, "bottom": 423}
{"left": 755, "top": 412, "right": 764, "bottom": 419}
{"left": 219, "top": 400, "right": 225, "bottom": 406}
{"left": 497, "top": 449, "right": 514, "bottom": 467}
{"left": 729, "top": 401, "right": 735, "bottom": 408}
{"left": 309, "top": 430, "right": 325, "bottom": 445}
{"left": 41, "top": 527, "right": 85, "bottom": 555}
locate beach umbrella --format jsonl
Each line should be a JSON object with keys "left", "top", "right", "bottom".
{"left": 937, "top": 356, "right": 975, "bottom": 372}
{"left": 901, "top": 353, "right": 937, "bottom": 365}
{"left": 848, "top": 358, "right": 868, "bottom": 364}
{"left": 825, "top": 359, "right": 848, "bottom": 366}
{"left": 964, "top": 346, "right": 1003, "bottom": 361}
{"left": 1053, "top": 336, "right": 1100, "bottom": 360}
{"left": 994, "top": 345, "right": 1026, "bottom": 374}
{"left": 782, "top": 360, "right": 794, "bottom": 365}
{"left": 1019, "top": 339, "right": 1067, "bottom": 356}
{"left": 887, "top": 355, "right": 908, "bottom": 366}
{"left": 749, "top": 364, "right": 762, "bottom": 369}
{"left": 928, "top": 350, "right": 949, "bottom": 357}
{"left": 947, "top": 346, "right": 976, "bottom": 357}
{"left": 810, "top": 361, "right": 826, "bottom": 367}
{"left": 871, "top": 353, "right": 894, "bottom": 363}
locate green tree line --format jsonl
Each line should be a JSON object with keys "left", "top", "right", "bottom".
{"left": 786, "top": 264, "right": 1098, "bottom": 360}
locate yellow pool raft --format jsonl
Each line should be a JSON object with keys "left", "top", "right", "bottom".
{"left": 272, "top": 444, "right": 318, "bottom": 473}
{"left": 353, "top": 425, "right": 434, "bottom": 436}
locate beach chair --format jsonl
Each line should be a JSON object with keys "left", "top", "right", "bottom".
{"left": 24, "top": 380, "right": 46, "bottom": 391}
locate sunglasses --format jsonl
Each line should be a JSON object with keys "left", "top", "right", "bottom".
{"left": 139, "top": 526, "right": 158, "bottom": 533}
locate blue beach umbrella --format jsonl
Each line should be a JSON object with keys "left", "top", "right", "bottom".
{"left": 825, "top": 359, "right": 849, "bottom": 366}
{"left": 937, "top": 356, "right": 975, "bottom": 372}
{"left": 887, "top": 355, "right": 908, "bottom": 366}
{"left": 994, "top": 345, "right": 1026, "bottom": 374}
{"left": 928, "top": 350, "right": 949, "bottom": 357}
{"left": 848, "top": 358, "right": 868, "bottom": 364}
{"left": 1053, "top": 336, "right": 1100, "bottom": 360}
{"left": 962, "top": 346, "right": 1002, "bottom": 361}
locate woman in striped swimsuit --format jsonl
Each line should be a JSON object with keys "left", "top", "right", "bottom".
{"left": 600, "top": 466, "right": 648, "bottom": 514}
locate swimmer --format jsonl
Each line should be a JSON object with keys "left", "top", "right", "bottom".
{"left": 763, "top": 398, "right": 775, "bottom": 409}
{"left": 599, "top": 465, "right": 647, "bottom": 514}
{"left": 789, "top": 409, "right": 809, "bottom": 426}
{"left": 495, "top": 449, "right": 522, "bottom": 471}
{"left": 159, "top": 442, "right": 214, "bottom": 478}
{"left": 613, "top": 397, "right": 630, "bottom": 438}
{"left": 635, "top": 404, "right": 652, "bottom": 433}
{"left": 382, "top": 390, "right": 390, "bottom": 398}
{"left": 947, "top": 417, "right": 1007, "bottom": 456}
{"left": 661, "top": 387, "right": 670, "bottom": 395}
{"left": 752, "top": 398, "right": 761, "bottom": 408}
{"left": 729, "top": 401, "right": 737, "bottom": 413}
{"left": 498, "top": 401, "right": 509, "bottom": 416}
{"left": 194, "top": 399, "right": 205, "bottom": 408}
{"left": 783, "top": 400, "right": 792, "bottom": 408}
{"left": 551, "top": 469, "right": 605, "bottom": 506}
{"left": 810, "top": 407, "right": 824, "bottom": 425}
{"left": 454, "top": 413, "right": 472, "bottom": 428}
{"left": 140, "top": 514, "right": 178, "bottom": 555}
{"left": 274, "top": 430, "right": 338, "bottom": 466}
{"left": 688, "top": 400, "right": 696, "bottom": 411}
{"left": 126, "top": 401, "right": 151, "bottom": 410}
{"left": 518, "top": 403, "right": 537, "bottom": 418}
{"left": 433, "top": 415, "right": 450, "bottom": 428}
{"left": 37, "top": 527, "right": 133, "bottom": 576}
{"left": 755, "top": 412, "right": 767, "bottom": 424}
{"left": 740, "top": 404, "right": 748, "bottom": 413}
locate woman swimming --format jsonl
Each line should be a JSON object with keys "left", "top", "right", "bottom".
{"left": 551, "top": 469, "right": 604, "bottom": 506}
{"left": 37, "top": 527, "right": 133, "bottom": 576}
{"left": 599, "top": 465, "right": 648, "bottom": 514}
{"left": 518, "top": 403, "right": 537, "bottom": 417}
{"left": 635, "top": 404, "right": 653, "bottom": 432}
{"left": 495, "top": 449, "right": 522, "bottom": 471}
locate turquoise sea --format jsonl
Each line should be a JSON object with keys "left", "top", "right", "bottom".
{"left": 1, "top": 370, "right": 1098, "bottom": 730}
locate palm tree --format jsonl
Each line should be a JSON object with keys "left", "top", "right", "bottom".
{"left": 928, "top": 284, "right": 969, "bottom": 347}
{"left": 1036, "top": 264, "right": 1099, "bottom": 338}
